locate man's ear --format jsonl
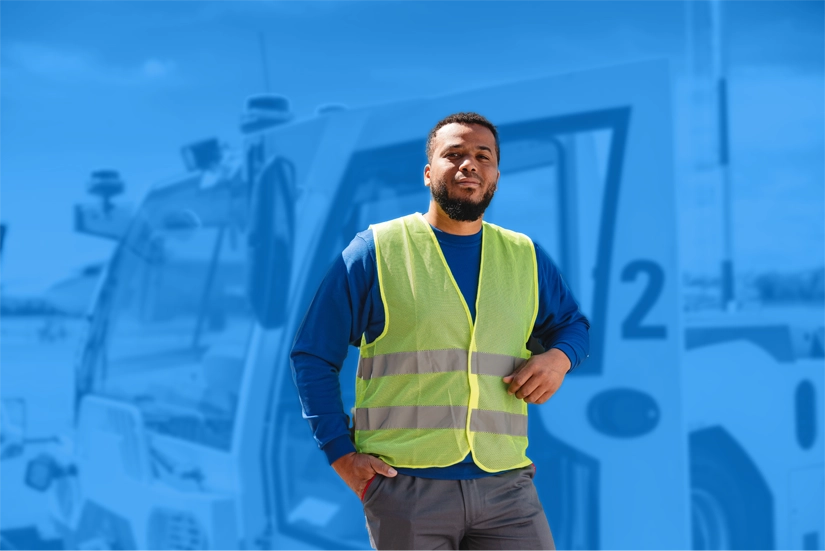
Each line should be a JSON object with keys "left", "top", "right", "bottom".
{"left": 424, "top": 164, "right": 432, "bottom": 187}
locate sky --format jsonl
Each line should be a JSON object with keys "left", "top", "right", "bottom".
{"left": 1, "top": 1, "right": 823, "bottom": 293}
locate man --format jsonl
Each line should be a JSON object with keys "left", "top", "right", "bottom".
{"left": 291, "top": 112, "right": 590, "bottom": 550}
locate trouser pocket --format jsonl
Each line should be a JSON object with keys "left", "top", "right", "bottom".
{"left": 361, "top": 474, "right": 379, "bottom": 502}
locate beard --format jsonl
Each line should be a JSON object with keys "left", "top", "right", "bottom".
{"left": 430, "top": 176, "right": 497, "bottom": 222}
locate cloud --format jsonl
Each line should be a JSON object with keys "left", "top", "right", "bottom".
{"left": 3, "top": 41, "right": 178, "bottom": 87}
{"left": 4, "top": 42, "right": 90, "bottom": 78}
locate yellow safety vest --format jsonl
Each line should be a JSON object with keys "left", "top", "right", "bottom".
{"left": 354, "top": 213, "right": 539, "bottom": 472}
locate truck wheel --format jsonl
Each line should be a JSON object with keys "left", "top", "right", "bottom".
{"left": 690, "top": 427, "right": 774, "bottom": 550}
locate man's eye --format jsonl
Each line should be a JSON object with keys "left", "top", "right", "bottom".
{"left": 478, "top": 155, "right": 489, "bottom": 160}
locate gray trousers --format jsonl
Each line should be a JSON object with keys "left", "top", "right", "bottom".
{"left": 361, "top": 465, "right": 555, "bottom": 550}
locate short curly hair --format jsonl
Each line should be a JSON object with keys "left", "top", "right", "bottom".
{"left": 426, "top": 112, "right": 500, "bottom": 164}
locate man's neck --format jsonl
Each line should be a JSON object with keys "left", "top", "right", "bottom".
{"left": 423, "top": 202, "right": 483, "bottom": 236}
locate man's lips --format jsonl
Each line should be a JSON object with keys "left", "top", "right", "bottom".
{"left": 455, "top": 179, "right": 480, "bottom": 188}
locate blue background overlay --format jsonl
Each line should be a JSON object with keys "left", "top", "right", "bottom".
{"left": 1, "top": 2, "right": 823, "bottom": 549}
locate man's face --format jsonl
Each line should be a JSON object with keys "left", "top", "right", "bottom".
{"left": 425, "top": 123, "right": 500, "bottom": 222}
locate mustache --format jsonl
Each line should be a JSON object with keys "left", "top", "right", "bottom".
{"left": 454, "top": 175, "right": 485, "bottom": 186}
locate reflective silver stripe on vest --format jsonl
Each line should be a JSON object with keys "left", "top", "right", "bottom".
{"left": 355, "top": 405, "right": 468, "bottom": 431}
{"left": 358, "top": 349, "right": 468, "bottom": 380}
{"left": 471, "top": 352, "right": 526, "bottom": 377}
{"left": 470, "top": 409, "right": 528, "bottom": 437}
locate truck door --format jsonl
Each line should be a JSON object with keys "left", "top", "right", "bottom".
{"left": 263, "top": 60, "right": 685, "bottom": 549}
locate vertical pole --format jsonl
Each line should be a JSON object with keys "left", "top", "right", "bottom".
{"left": 718, "top": 77, "right": 735, "bottom": 309}
{"left": 686, "top": 0, "right": 736, "bottom": 310}
{"left": 0, "top": 223, "right": 6, "bottom": 260}
{"left": 711, "top": 0, "right": 736, "bottom": 310}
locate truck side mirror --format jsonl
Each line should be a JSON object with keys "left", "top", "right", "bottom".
{"left": 248, "top": 157, "right": 295, "bottom": 328}
{"left": 1, "top": 398, "right": 26, "bottom": 461}
{"left": 74, "top": 202, "right": 133, "bottom": 241}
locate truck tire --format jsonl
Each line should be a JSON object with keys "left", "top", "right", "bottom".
{"left": 690, "top": 427, "right": 774, "bottom": 550}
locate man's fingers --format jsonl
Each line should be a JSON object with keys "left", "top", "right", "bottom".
{"left": 512, "top": 371, "right": 562, "bottom": 402}
{"left": 505, "top": 362, "right": 536, "bottom": 395}
{"left": 528, "top": 389, "right": 552, "bottom": 405}
{"left": 368, "top": 456, "right": 397, "bottom": 477}
{"left": 503, "top": 359, "right": 531, "bottom": 387}
{"left": 516, "top": 377, "right": 543, "bottom": 400}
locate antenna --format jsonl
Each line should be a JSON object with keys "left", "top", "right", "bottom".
{"left": 258, "top": 32, "right": 272, "bottom": 93}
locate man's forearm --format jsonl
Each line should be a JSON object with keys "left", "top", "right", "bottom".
{"left": 290, "top": 351, "right": 357, "bottom": 464}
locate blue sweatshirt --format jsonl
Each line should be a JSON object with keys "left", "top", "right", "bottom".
{"left": 290, "top": 223, "right": 590, "bottom": 479}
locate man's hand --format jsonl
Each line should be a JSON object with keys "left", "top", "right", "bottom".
{"left": 502, "top": 348, "right": 571, "bottom": 405}
{"left": 331, "top": 452, "right": 397, "bottom": 498}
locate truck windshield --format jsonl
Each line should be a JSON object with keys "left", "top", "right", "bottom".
{"left": 96, "top": 205, "right": 253, "bottom": 450}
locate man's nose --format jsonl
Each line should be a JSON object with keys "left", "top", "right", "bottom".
{"left": 459, "top": 156, "right": 477, "bottom": 172}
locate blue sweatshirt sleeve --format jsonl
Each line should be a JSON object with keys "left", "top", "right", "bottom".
{"left": 532, "top": 241, "right": 591, "bottom": 372}
{"left": 290, "top": 231, "right": 380, "bottom": 465}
